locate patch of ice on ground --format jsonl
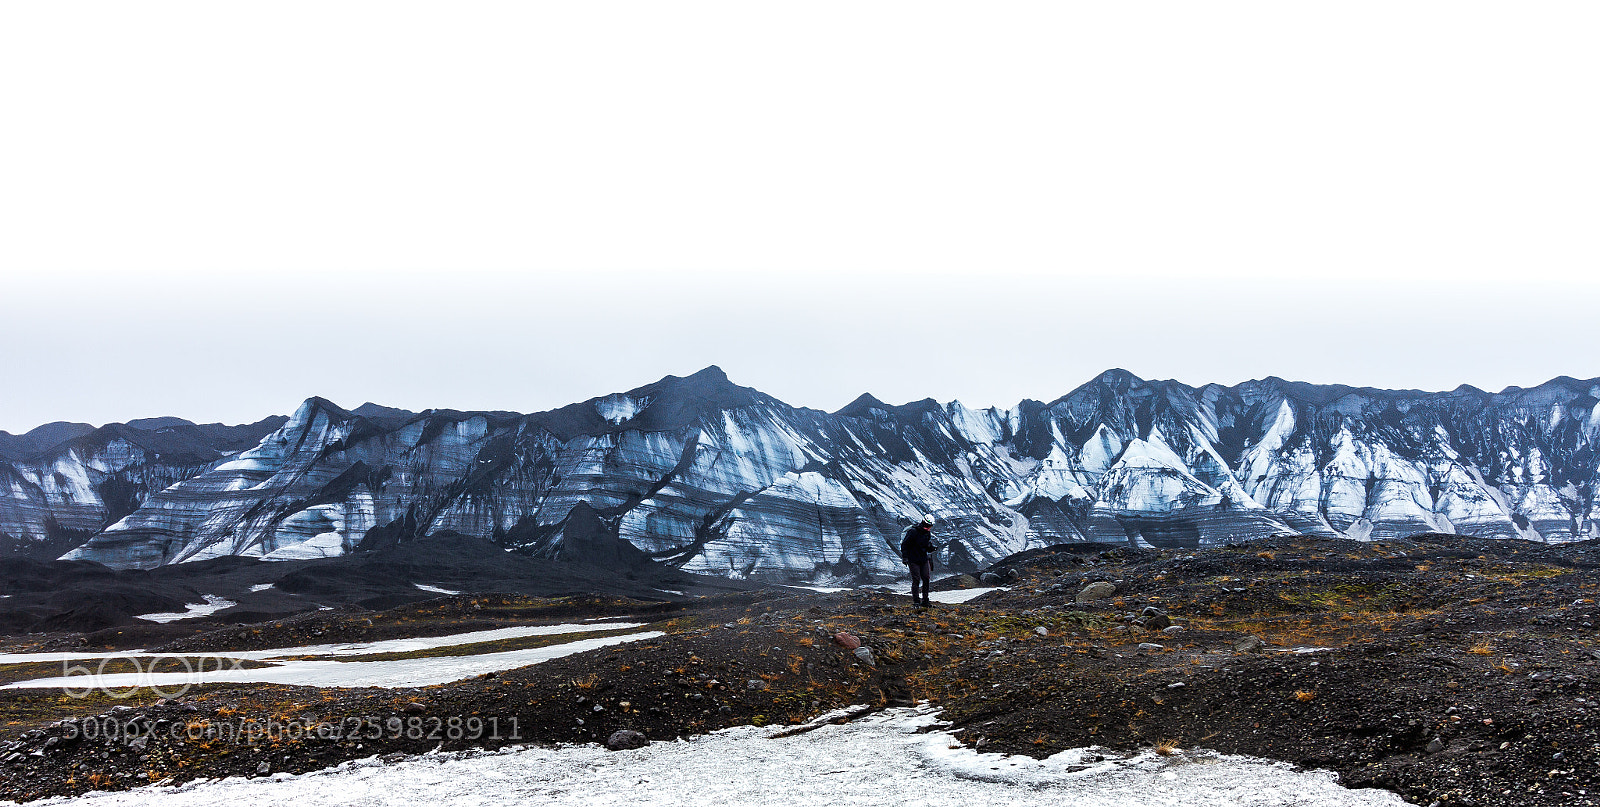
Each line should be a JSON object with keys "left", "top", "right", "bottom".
{"left": 880, "top": 582, "right": 1006, "bottom": 604}
{"left": 782, "top": 584, "right": 852, "bottom": 593}
{"left": 930, "top": 587, "right": 1006, "bottom": 604}
{"left": 0, "top": 632, "right": 664, "bottom": 690}
{"left": 247, "top": 583, "right": 275, "bottom": 593}
{"left": 414, "top": 584, "right": 462, "bottom": 595}
{"left": 0, "top": 623, "right": 647, "bottom": 667}
{"left": 134, "top": 595, "right": 237, "bottom": 623}
{"left": 249, "top": 623, "right": 652, "bottom": 659}
{"left": 17, "top": 706, "right": 1404, "bottom": 806}
{"left": 880, "top": 583, "right": 1007, "bottom": 604}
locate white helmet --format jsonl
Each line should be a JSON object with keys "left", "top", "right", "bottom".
{"left": 920, "top": 514, "right": 935, "bottom": 526}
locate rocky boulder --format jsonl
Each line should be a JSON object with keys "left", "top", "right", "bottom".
{"left": 606, "top": 730, "right": 648, "bottom": 751}
{"left": 1077, "top": 581, "right": 1117, "bottom": 602}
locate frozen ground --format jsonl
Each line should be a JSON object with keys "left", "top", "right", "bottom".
{"left": 0, "top": 624, "right": 658, "bottom": 690}
{"left": 8, "top": 707, "right": 1405, "bottom": 807}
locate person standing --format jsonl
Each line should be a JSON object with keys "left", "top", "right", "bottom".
{"left": 900, "top": 514, "right": 937, "bottom": 608}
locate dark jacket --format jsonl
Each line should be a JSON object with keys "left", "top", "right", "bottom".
{"left": 900, "top": 524, "right": 935, "bottom": 564}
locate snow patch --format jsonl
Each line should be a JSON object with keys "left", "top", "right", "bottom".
{"left": 414, "top": 584, "right": 462, "bottom": 595}
{"left": 882, "top": 584, "right": 1007, "bottom": 603}
{"left": 931, "top": 587, "right": 1006, "bottom": 604}
{"left": 1, "top": 629, "right": 662, "bottom": 690}
{"left": 25, "top": 706, "right": 1404, "bottom": 806}
{"left": 134, "top": 595, "right": 236, "bottom": 623}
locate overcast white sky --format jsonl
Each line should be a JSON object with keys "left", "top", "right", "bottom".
{"left": 2, "top": 2, "right": 1597, "bottom": 434}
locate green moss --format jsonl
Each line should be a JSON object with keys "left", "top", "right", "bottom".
{"left": 1277, "top": 581, "right": 1414, "bottom": 612}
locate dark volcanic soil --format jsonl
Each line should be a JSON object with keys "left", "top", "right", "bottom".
{"left": 4, "top": 533, "right": 1600, "bottom": 806}
{"left": 0, "top": 532, "right": 750, "bottom": 648}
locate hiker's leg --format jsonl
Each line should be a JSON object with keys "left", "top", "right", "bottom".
{"left": 916, "top": 561, "right": 932, "bottom": 602}
{"left": 908, "top": 564, "right": 923, "bottom": 601}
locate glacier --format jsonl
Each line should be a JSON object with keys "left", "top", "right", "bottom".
{"left": 9, "top": 367, "right": 1599, "bottom": 582}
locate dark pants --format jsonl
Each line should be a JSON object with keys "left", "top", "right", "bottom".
{"left": 907, "top": 559, "right": 932, "bottom": 601}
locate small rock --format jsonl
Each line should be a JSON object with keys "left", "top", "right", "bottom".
{"left": 256, "top": 761, "right": 271, "bottom": 776}
{"left": 1137, "top": 643, "right": 1164, "bottom": 652}
{"left": 980, "top": 572, "right": 1004, "bottom": 585}
{"left": 747, "top": 679, "right": 768, "bottom": 691}
{"left": 1033, "top": 626, "right": 1049, "bottom": 637}
{"left": 1426, "top": 737, "right": 1445, "bottom": 754}
{"left": 1142, "top": 606, "right": 1163, "bottom": 617}
{"left": 401, "top": 701, "right": 427, "bottom": 715}
{"left": 1145, "top": 614, "right": 1173, "bottom": 631}
{"left": 606, "top": 730, "right": 648, "bottom": 751}
{"left": 1168, "top": 682, "right": 1186, "bottom": 689}
{"left": 1232, "top": 635, "right": 1265, "bottom": 653}
{"left": 1162, "top": 625, "right": 1185, "bottom": 635}
{"left": 853, "top": 647, "right": 877, "bottom": 667}
{"left": 833, "top": 632, "right": 861, "bottom": 650}
{"left": 1077, "top": 581, "right": 1117, "bottom": 603}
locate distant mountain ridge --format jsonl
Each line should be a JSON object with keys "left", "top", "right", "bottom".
{"left": 6, "top": 368, "right": 1598, "bottom": 582}
{"left": 0, "top": 415, "right": 289, "bottom": 558}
